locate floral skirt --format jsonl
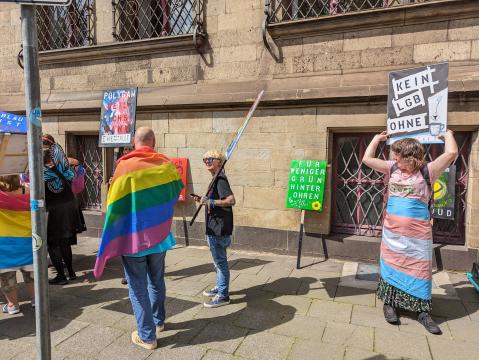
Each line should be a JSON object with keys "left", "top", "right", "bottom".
{"left": 376, "top": 277, "right": 432, "bottom": 313}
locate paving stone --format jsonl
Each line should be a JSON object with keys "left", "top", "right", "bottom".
{"left": 230, "top": 273, "right": 271, "bottom": 291}
{"left": 73, "top": 305, "right": 129, "bottom": 327}
{"left": 193, "top": 302, "right": 247, "bottom": 324}
{"left": 344, "top": 348, "right": 399, "bottom": 360}
{"left": 398, "top": 313, "right": 451, "bottom": 338}
{"left": 273, "top": 295, "right": 312, "bottom": 316}
{"left": 0, "top": 311, "right": 36, "bottom": 338}
{"left": 287, "top": 339, "right": 344, "bottom": 360}
{"left": 334, "top": 286, "right": 376, "bottom": 307}
{"left": 309, "top": 260, "right": 345, "bottom": 274}
{"left": 147, "top": 344, "right": 208, "bottom": 360}
{"left": 0, "top": 337, "right": 35, "bottom": 359}
{"left": 351, "top": 305, "right": 400, "bottom": 331}
{"left": 189, "top": 323, "right": 248, "bottom": 353}
{"left": 322, "top": 322, "right": 374, "bottom": 351}
{"left": 97, "top": 332, "right": 153, "bottom": 360}
{"left": 374, "top": 328, "right": 432, "bottom": 360}
{"left": 430, "top": 298, "right": 468, "bottom": 318}
{"left": 297, "top": 275, "right": 339, "bottom": 300}
{"left": 230, "top": 260, "right": 266, "bottom": 275}
{"left": 463, "top": 301, "right": 479, "bottom": 322}
{"left": 49, "top": 317, "right": 90, "bottom": 346}
{"left": 446, "top": 317, "right": 479, "bottom": 343}
{"left": 168, "top": 279, "right": 210, "bottom": 297}
{"left": 428, "top": 336, "right": 479, "bottom": 360}
{"left": 56, "top": 324, "right": 124, "bottom": 357}
{"left": 269, "top": 315, "right": 325, "bottom": 341}
{"left": 234, "top": 307, "right": 292, "bottom": 331}
{"left": 201, "top": 349, "right": 237, "bottom": 360}
{"left": 262, "top": 277, "right": 303, "bottom": 295}
{"left": 308, "top": 299, "right": 352, "bottom": 323}
{"left": 236, "top": 332, "right": 294, "bottom": 360}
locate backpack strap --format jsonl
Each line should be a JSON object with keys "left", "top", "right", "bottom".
{"left": 389, "top": 162, "right": 399, "bottom": 176}
{"left": 420, "top": 163, "right": 434, "bottom": 213}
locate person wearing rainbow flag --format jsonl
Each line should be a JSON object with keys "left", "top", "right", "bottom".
{"left": 94, "top": 127, "right": 183, "bottom": 350}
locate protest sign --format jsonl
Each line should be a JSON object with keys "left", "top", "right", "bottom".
{"left": 0, "top": 111, "right": 28, "bottom": 175}
{"left": 286, "top": 160, "right": 327, "bottom": 211}
{"left": 171, "top": 158, "right": 188, "bottom": 202}
{"left": 432, "top": 165, "right": 456, "bottom": 220}
{"left": 99, "top": 88, "right": 138, "bottom": 147}
{"left": 387, "top": 63, "right": 448, "bottom": 144}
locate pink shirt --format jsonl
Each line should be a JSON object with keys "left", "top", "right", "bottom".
{"left": 386, "top": 161, "right": 437, "bottom": 204}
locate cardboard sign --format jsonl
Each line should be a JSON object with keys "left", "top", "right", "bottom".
{"left": 432, "top": 165, "right": 456, "bottom": 220}
{"left": 171, "top": 158, "right": 188, "bottom": 202}
{"left": 286, "top": 160, "right": 327, "bottom": 211}
{"left": 99, "top": 88, "right": 138, "bottom": 147}
{"left": 387, "top": 63, "right": 448, "bottom": 144}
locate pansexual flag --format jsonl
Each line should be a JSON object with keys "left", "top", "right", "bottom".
{"left": 93, "top": 147, "right": 183, "bottom": 279}
{"left": 0, "top": 191, "right": 32, "bottom": 271}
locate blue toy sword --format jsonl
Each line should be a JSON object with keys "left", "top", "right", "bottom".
{"left": 189, "top": 89, "right": 265, "bottom": 226}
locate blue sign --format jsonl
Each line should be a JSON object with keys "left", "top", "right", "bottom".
{"left": 0, "top": 111, "right": 27, "bottom": 133}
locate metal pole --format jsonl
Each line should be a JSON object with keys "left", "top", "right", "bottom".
{"left": 21, "top": 5, "right": 51, "bottom": 360}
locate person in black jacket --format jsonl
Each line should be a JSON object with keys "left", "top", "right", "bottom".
{"left": 193, "top": 150, "right": 235, "bottom": 308}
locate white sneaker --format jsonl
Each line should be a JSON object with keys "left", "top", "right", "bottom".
{"left": 2, "top": 304, "right": 20, "bottom": 315}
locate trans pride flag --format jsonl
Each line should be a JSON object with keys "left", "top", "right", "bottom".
{"left": 0, "top": 191, "right": 32, "bottom": 272}
{"left": 93, "top": 147, "right": 183, "bottom": 279}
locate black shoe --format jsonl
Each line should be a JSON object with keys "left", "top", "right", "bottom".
{"left": 49, "top": 276, "right": 68, "bottom": 285}
{"left": 417, "top": 312, "right": 442, "bottom": 334}
{"left": 68, "top": 273, "right": 77, "bottom": 281}
{"left": 383, "top": 304, "right": 399, "bottom": 324}
{"left": 121, "top": 278, "right": 128, "bottom": 285}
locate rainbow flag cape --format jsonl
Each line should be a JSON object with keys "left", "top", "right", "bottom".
{"left": 0, "top": 191, "right": 32, "bottom": 271}
{"left": 94, "top": 147, "right": 183, "bottom": 279}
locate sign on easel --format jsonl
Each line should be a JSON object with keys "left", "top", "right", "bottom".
{"left": 387, "top": 63, "right": 448, "bottom": 144}
{"left": 171, "top": 158, "right": 188, "bottom": 202}
{"left": 286, "top": 160, "right": 327, "bottom": 211}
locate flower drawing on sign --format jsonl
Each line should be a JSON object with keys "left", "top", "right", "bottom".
{"left": 312, "top": 201, "right": 321, "bottom": 211}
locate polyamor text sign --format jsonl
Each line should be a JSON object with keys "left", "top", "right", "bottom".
{"left": 387, "top": 63, "right": 448, "bottom": 144}
{"left": 286, "top": 160, "right": 327, "bottom": 211}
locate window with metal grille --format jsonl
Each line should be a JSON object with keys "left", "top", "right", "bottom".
{"left": 268, "top": 0, "right": 445, "bottom": 23}
{"left": 36, "top": 0, "right": 95, "bottom": 52}
{"left": 332, "top": 132, "right": 471, "bottom": 245}
{"left": 112, "top": 0, "right": 199, "bottom": 42}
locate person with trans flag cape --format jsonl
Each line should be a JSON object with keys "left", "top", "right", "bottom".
{"left": 0, "top": 175, "right": 35, "bottom": 314}
{"left": 94, "top": 127, "right": 182, "bottom": 350}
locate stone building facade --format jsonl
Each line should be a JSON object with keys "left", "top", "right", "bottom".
{"left": 0, "top": 0, "right": 478, "bottom": 269}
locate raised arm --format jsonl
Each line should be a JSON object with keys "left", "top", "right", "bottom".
{"left": 362, "top": 131, "right": 390, "bottom": 174}
{"left": 428, "top": 130, "right": 458, "bottom": 182}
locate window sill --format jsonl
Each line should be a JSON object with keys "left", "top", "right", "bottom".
{"left": 38, "top": 34, "right": 197, "bottom": 65}
{"left": 267, "top": 0, "right": 476, "bottom": 40}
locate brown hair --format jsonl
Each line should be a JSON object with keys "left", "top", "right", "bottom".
{"left": 42, "top": 134, "right": 55, "bottom": 147}
{"left": 0, "top": 175, "right": 21, "bottom": 192}
{"left": 391, "top": 138, "right": 426, "bottom": 171}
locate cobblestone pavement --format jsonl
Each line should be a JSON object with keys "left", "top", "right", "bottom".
{"left": 1, "top": 237, "right": 478, "bottom": 360}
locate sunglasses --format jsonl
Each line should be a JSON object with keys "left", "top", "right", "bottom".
{"left": 203, "top": 157, "right": 219, "bottom": 164}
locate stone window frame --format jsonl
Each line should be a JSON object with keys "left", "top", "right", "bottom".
{"left": 265, "top": 0, "right": 473, "bottom": 41}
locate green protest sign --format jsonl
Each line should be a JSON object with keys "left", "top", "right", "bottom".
{"left": 286, "top": 160, "right": 327, "bottom": 211}
{"left": 432, "top": 165, "right": 456, "bottom": 220}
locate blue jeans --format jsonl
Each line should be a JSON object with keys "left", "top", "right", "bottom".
{"left": 122, "top": 252, "right": 166, "bottom": 342}
{"left": 207, "top": 235, "right": 231, "bottom": 298}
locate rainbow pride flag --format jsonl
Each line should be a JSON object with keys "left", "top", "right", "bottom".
{"left": 94, "top": 147, "right": 183, "bottom": 279}
{"left": 0, "top": 191, "right": 32, "bottom": 271}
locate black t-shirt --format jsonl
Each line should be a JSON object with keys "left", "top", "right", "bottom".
{"left": 206, "top": 174, "right": 234, "bottom": 236}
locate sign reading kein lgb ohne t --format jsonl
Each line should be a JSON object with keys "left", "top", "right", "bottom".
{"left": 387, "top": 63, "right": 448, "bottom": 144}
{"left": 286, "top": 160, "right": 327, "bottom": 212}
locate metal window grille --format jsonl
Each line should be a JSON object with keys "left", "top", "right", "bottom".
{"left": 36, "top": 0, "right": 95, "bottom": 52}
{"left": 112, "top": 0, "right": 201, "bottom": 41}
{"left": 332, "top": 132, "right": 471, "bottom": 245}
{"left": 76, "top": 135, "right": 103, "bottom": 211}
{"left": 268, "top": 0, "right": 445, "bottom": 23}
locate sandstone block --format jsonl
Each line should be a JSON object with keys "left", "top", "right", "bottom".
{"left": 219, "top": 45, "right": 258, "bottom": 63}
{"left": 271, "top": 149, "right": 306, "bottom": 171}
{"left": 225, "top": 0, "right": 258, "bottom": 13}
{"left": 243, "top": 186, "right": 286, "bottom": 210}
{"left": 472, "top": 40, "right": 479, "bottom": 60}
{"left": 207, "top": 0, "right": 226, "bottom": 16}
{"left": 392, "top": 22, "right": 447, "bottom": 47}
{"left": 53, "top": 74, "right": 89, "bottom": 91}
{"left": 227, "top": 149, "right": 271, "bottom": 171}
{"left": 234, "top": 207, "right": 300, "bottom": 231}
{"left": 237, "top": 133, "right": 292, "bottom": 149}
{"left": 169, "top": 112, "right": 213, "bottom": 133}
{"left": 200, "top": 61, "right": 258, "bottom": 81}
{"left": 343, "top": 28, "right": 392, "bottom": 52}
{"left": 165, "top": 133, "right": 186, "bottom": 148}
{"left": 414, "top": 41, "right": 471, "bottom": 62}
{"left": 151, "top": 66, "right": 198, "bottom": 84}
{"left": 186, "top": 132, "right": 230, "bottom": 149}
{"left": 42, "top": 116, "right": 59, "bottom": 135}
{"left": 360, "top": 46, "right": 414, "bottom": 69}
{"left": 258, "top": 107, "right": 316, "bottom": 134}
{"left": 178, "top": 147, "right": 210, "bottom": 167}
{"left": 313, "top": 51, "right": 362, "bottom": 72}
{"left": 213, "top": 110, "right": 262, "bottom": 133}
{"left": 227, "top": 169, "right": 275, "bottom": 187}
{"left": 448, "top": 17, "right": 479, "bottom": 41}
{"left": 274, "top": 170, "right": 290, "bottom": 189}
{"left": 303, "top": 33, "right": 343, "bottom": 55}
{"left": 293, "top": 55, "right": 314, "bottom": 73}
{"left": 58, "top": 114, "right": 99, "bottom": 134}
{"left": 156, "top": 147, "right": 178, "bottom": 158}
{"left": 280, "top": 38, "right": 303, "bottom": 58}
{"left": 217, "top": 9, "right": 261, "bottom": 31}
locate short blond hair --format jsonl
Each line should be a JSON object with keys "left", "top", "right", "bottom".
{"left": 203, "top": 149, "right": 226, "bottom": 164}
